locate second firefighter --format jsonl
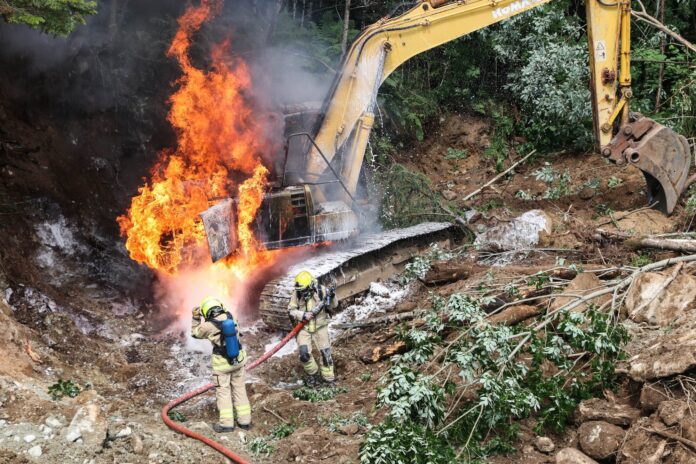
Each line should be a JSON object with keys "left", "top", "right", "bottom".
{"left": 288, "top": 271, "right": 338, "bottom": 385}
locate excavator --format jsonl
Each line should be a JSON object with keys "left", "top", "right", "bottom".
{"left": 200, "top": 0, "right": 692, "bottom": 329}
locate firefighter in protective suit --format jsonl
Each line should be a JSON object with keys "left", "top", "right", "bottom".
{"left": 191, "top": 297, "right": 251, "bottom": 432}
{"left": 288, "top": 271, "right": 338, "bottom": 385}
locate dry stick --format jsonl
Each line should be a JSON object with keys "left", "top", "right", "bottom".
{"left": 262, "top": 406, "right": 289, "bottom": 424}
{"left": 642, "top": 427, "right": 696, "bottom": 453}
{"left": 461, "top": 150, "right": 537, "bottom": 202}
{"left": 595, "top": 204, "right": 656, "bottom": 227}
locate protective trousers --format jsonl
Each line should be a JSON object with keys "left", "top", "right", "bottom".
{"left": 296, "top": 325, "right": 335, "bottom": 382}
{"left": 213, "top": 356, "right": 251, "bottom": 427}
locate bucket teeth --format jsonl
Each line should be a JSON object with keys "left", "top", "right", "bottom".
{"left": 602, "top": 115, "right": 692, "bottom": 215}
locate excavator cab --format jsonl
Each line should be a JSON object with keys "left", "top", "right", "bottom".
{"left": 603, "top": 114, "right": 691, "bottom": 214}
{"left": 199, "top": 112, "right": 360, "bottom": 263}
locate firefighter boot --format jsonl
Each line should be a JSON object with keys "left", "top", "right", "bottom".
{"left": 213, "top": 423, "right": 235, "bottom": 433}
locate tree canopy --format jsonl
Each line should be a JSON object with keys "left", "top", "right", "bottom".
{"left": 0, "top": 0, "right": 97, "bottom": 36}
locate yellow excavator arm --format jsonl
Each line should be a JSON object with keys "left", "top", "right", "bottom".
{"left": 304, "top": 0, "right": 690, "bottom": 214}
{"left": 200, "top": 0, "right": 691, "bottom": 262}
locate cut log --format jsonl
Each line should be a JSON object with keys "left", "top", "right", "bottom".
{"left": 360, "top": 340, "right": 408, "bottom": 364}
{"left": 421, "top": 261, "right": 477, "bottom": 285}
{"left": 488, "top": 305, "right": 540, "bottom": 326}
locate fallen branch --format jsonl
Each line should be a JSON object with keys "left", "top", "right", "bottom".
{"left": 643, "top": 427, "right": 696, "bottom": 454}
{"left": 487, "top": 305, "right": 540, "bottom": 326}
{"left": 625, "top": 237, "right": 696, "bottom": 254}
{"left": 461, "top": 150, "right": 537, "bottom": 202}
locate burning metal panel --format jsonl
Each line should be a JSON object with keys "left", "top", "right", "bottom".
{"left": 199, "top": 199, "right": 237, "bottom": 262}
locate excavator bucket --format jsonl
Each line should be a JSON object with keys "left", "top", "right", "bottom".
{"left": 602, "top": 115, "right": 692, "bottom": 215}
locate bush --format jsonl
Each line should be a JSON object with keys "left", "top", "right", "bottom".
{"left": 48, "top": 379, "right": 80, "bottom": 400}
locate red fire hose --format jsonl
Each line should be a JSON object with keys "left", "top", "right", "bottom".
{"left": 161, "top": 320, "right": 308, "bottom": 464}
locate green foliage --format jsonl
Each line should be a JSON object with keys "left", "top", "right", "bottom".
{"left": 526, "top": 273, "right": 550, "bottom": 290}
{"left": 376, "top": 164, "right": 444, "bottom": 228}
{"left": 401, "top": 244, "right": 455, "bottom": 285}
{"left": 167, "top": 411, "right": 187, "bottom": 423}
{"left": 631, "top": 253, "right": 654, "bottom": 268}
{"left": 360, "top": 373, "right": 373, "bottom": 382}
{"left": 490, "top": 4, "right": 593, "bottom": 149}
{"left": 269, "top": 423, "right": 296, "bottom": 439}
{"left": 1, "top": 0, "right": 97, "bottom": 36}
{"left": 594, "top": 203, "right": 614, "bottom": 217}
{"left": 607, "top": 176, "right": 623, "bottom": 189}
{"left": 533, "top": 163, "right": 572, "bottom": 199}
{"left": 360, "top": 419, "right": 455, "bottom": 464}
{"left": 292, "top": 384, "right": 347, "bottom": 402}
{"left": 445, "top": 147, "right": 469, "bottom": 160}
{"left": 248, "top": 437, "right": 275, "bottom": 456}
{"left": 48, "top": 379, "right": 80, "bottom": 400}
{"left": 362, "top": 293, "right": 629, "bottom": 460}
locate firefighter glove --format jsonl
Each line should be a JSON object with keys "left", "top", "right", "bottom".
{"left": 192, "top": 306, "right": 202, "bottom": 318}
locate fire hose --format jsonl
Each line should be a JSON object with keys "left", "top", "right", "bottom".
{"left": 161, "top": 299, "right": 330, "bottom": 463}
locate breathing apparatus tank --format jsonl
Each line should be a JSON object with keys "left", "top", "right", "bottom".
{"left": 221, "top": 317, "right": 241, "bottom": 360}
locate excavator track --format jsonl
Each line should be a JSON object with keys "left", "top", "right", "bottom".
{"left": 259, "top": 222, "right": 462, "bottom": 330}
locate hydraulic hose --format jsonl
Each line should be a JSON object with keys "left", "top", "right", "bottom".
{"left": 161, "top": 319, "right": 309, "bottom": 463}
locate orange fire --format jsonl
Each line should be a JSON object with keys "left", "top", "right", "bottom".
{"left": 117, "top": 0, "right": 273, "bottom": 277}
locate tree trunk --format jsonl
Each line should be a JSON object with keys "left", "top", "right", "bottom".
{"left": 655, "top": 0, "right": 666, "bottom": 110}
{"left": 265, "top": 0, "right": 285, "bottom": 44}
{"left": 341, "top": 0, "right": 352, "bottom": 57}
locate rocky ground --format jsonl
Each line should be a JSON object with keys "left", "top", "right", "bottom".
{"left": 2, "top": 108, "right": 696, "bottom": 464}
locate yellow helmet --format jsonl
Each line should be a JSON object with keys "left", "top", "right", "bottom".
{"left": 294, "top": 271, "right": 313, "bottom": 290}
{"left": 200, "top": 297, "right": 224, "bottom": 318}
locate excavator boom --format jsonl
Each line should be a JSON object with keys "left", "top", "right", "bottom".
{"left": 199, "top": 0, "right": 691, "bottom": 328}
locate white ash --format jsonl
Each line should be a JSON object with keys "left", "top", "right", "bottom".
{"left": 35, "top": 216, "right": 83, "bottom": 256}
{"left": 263, "top": 335, "right": 297, "bottom": 359}
{"left": 329, "top": 281, "right": 410, "bottom": 337}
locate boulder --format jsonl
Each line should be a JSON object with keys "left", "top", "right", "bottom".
{"left": 27, "top": 445, "right": 42, "bottom": 458}
{"left": 550, "top": 273, "right": 611, "bottom": 313}
{"left": 624, "top": 271, "right": 696, "bottom": 326}
{"left": 555, "top": 448, "right": 599, "bottom": 464}
{"left": 338, "top": 423, "right": 359, "bottom": 436}
{"left": 618, "top": 417, "right": 668, "bottom": 463}
{"left": 44, "top": 417, "right": 63, "bottom": 429}
{"left": 534, "top": 436, "right": 555, "bottom": 453}
{"left": 474, "top": 210, "right": 552, "bottom": 252}
{"left": 64, "top": 401, "right": 107, "bottom": 446}
{"left": 577, "top": 421, "right": 624, "bottom": 460}
{"left": 658, "top": 400, "right": 688, "bottom": 426}
{"left": 442, "top": 190, "right": 457, "bottom": 201}
{"left": 575, "top": 398, "right": 640, "bottom": 426}
{"left": 627, "top": 325, "right": 696, "bottom": 381}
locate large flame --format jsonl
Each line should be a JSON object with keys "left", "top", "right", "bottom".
{"left": 117, "top": 0, "right": 273, "bottom": 278}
